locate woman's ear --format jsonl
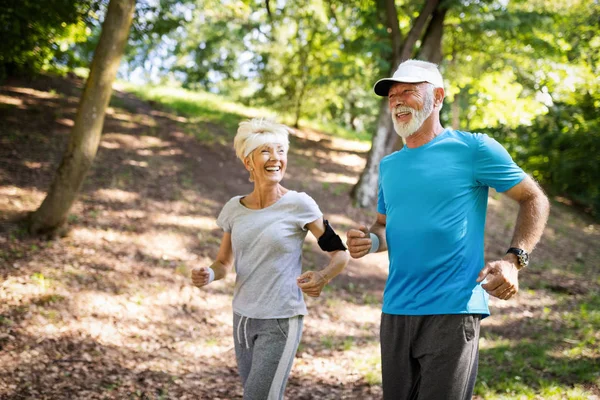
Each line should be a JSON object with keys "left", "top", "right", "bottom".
{"left": 244, "top": 156, "right": 255, "bottom": 183}
{"left": 244, "top": 156, "right": 253, "bottom": 172}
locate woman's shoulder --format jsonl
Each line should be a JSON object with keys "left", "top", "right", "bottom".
{"left": 283, "top": 190, "right": 321, "bottom": 212}
{"left": 284, "top": 190, "right": 316, "bottom": 203}
{"left": 220, "top": 195, "right": 244, "bottom": 212}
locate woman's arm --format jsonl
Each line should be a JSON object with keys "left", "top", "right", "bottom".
{"left": 191, "top": 232, "right": 234, "bottom": 287}
{"left": 297, "top": 218, "right": 350, "bottom": 297}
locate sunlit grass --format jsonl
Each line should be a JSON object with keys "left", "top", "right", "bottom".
{"left": 116, "top": 82, "right": 371, "bottom": 143}
{"left": 353, "top": 349, "right": 382, "bottom": 386}
{"left": 477, "top": 292, "right": 600, "bottom": 398}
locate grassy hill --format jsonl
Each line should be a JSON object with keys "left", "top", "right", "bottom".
{"left": 0, "top": 75, "right": 598, "bottom": 399}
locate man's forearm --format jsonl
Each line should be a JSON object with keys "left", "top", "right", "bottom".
{"left": 510, "top": 190, "right": 550, "bottom": 253}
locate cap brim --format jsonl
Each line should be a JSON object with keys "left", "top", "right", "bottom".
{"left": 373, "top": 77, "right": 430, "bottom": 97}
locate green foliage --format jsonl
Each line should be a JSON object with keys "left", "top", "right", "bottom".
{"left": 488, "top": 89, "right": 600, "bottom": 216}
{"left": 0, "top": 0, "right": 98, "bottom": 78}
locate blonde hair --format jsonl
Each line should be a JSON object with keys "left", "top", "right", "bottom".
{"left": 233, "top": 118, "right": 290, "bottom": 161}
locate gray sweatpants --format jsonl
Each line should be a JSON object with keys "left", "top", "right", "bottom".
{"left": 380, "top": 313, "right": 481, "bottom": 400}
{"left": 233, "top": 313, "right": 303, "bottom": 400}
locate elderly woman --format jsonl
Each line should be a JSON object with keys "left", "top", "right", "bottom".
{"left": 192, "top": 118, "right": 349, "bottom": 400}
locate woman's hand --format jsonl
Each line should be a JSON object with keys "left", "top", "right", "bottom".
{"left": 191, "top": 267, "right": 214, "bottom": 287}
{"left": 297, "top": 270, "right": 329, "bottom": 297}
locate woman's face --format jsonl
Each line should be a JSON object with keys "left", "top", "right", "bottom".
{"left": 246, "top": 142, "right": 288, "bottom": 184}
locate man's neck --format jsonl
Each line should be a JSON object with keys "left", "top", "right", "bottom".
{"left": 405, "top": 118, "right": 445, "bottom": 149}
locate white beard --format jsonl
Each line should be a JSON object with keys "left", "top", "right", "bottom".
{"left": 392, "top": 88, "right": 435, "bottom": 139}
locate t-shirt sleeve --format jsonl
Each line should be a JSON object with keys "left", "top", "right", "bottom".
{"left": 296, "top": 192, "right": 323, "bottom": 231}
{"left": 216, "top": 198, "right": 235, "bottom": 232}
{"left": 377, "top": 167, "right": 386, "bottom": 215}
{"left": 473, "top": 134, "right": 527, "bottom": 193}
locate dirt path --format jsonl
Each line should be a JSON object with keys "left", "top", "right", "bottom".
{"left": 1, "top": 76, "right": 598, "bottom": 399}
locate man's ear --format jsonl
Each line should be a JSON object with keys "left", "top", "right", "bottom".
{"left": 434, "top": 87, "right": 445, "bottom": 107}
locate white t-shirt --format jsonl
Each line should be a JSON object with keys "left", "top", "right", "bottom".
{"left": 217, "top": 190, "right": 322, "bottom": 318}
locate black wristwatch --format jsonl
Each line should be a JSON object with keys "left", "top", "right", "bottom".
{"left": 506, "top": 247, "right": 529, "bottom": 270}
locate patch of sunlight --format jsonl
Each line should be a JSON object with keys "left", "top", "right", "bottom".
{"left": 337, "top": 304, "right": 381, "bottom": 325}
{"left": 124, "top": 160, "right": 148, "bottom": 168}
{"left": 157, "top": 148, "right": 184, "bottom": 156}
{"left": 541, "top": 384, "right": 600, "bottom": 399}
{"left": 100, "top": 140, "right": 121, "bottom": 149}
{"left": 478, "top": 336, "right": 512, "bottom": 351}
{"left": 151, "top": 213, "right": 218, "bottom": 230}
{"left": 83, "top": 292, "right": 130, "bottom": 317}
{"left": 330, "top": 137, "right": 371, "bottom": 153}
{"left": 56, "top": 118, "right": 74, "bottom": 127}
{"left": 303, "top": 305, "right": 378, "bottom": 339}
{"left": 1, "top": 275, "right": 52, "bottom": 302}
{"left": 179, "top": 339, "right": 234, "bottom": 358}
{"left": 71, "top": 227, "right": 130, "bottom": 245}
{"left": 328, "top": 152, "right": 366, "bottom": 171}
{"left": 93, "top": 188, "right": 139, "bottom": 203}
{"left": 295, "top": 354, "right": 354, "bottom": 377}
{"left": 5, "top": 86, "right": 60, "bottom": 99}
{"left": 22, "top": 161, "right": 47, "bottom": 169}
{"left": 101, "top": 133, "right": 168, "bottom": 149}
{"left": 488, "top": 289, "right": 558, "bottom": 311}
{"left": 88, "top": 321, "right": 122, "bottom": 345}
{"left": 315, "top": 171, "right": 357, "bottom": 185}
{"left": 0, "top": 94, "right": 24, "bottom": 106}
{"left": 136, "top": 149, "right": 153, "bottom": 156}
{"left": 136, "top": 230, "right": 195, "bottom": 260}
{"left": 293, "top": 128, "right": 323, "bottom": 142}
{"left": 105, "top": 107, "right": 135, "bottom": 122}
{"left": 351, "top": 344, "right": 382, "bottom": 385}
{"left": 0, "top": 185, "right": 45, "bottom": 198}
{"left": 548, "top": 341, "right": 599, "bottom": 359}
{"left": 328, "top": 214, "right": 359, "bottom": 230}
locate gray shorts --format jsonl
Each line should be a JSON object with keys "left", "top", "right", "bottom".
{"left": 380, "top": 313, "right": 481, "bottom": 400}
{"left": 233, "top": 313, "right": 304, "bottom": 400}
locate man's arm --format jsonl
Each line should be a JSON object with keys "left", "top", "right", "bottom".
{"left": 503, "top": 175, "right": 550, "bottom": 253}
{"left": 346, "top": 213, "right": 387, "bottom": 259}
{"left": 477, "top": 176, "right": 550, "bottom": 299}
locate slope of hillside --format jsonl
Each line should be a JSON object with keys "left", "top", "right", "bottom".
{"left": 1, "top": 76, "right": 598, "bottom": 399}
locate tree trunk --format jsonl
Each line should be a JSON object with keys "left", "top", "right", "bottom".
{"left": 28, "top": 0, "right": 136, "bottom": 236}
{"left": 351, "top": 0, "right": 441, "bottom": 207}
{"left": 417, "top": 7, "right": 448, "bottom": 64}
{"left": 399, "top": 0, "right": 441, "bottom": 63}
{"left": 351, "top": 99, "right": 393, "bottom": 205}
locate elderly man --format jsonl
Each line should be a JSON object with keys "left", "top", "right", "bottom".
{"left": 346, "top": 59, "right": 550, "bottom": 400}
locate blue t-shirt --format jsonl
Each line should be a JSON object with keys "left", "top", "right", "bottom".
{"left": 377, "top": 129, "right": 526, "bottom": 317}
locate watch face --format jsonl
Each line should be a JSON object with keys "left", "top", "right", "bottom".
{"left": 518, "top": 253, "right": 529, "bottom": 267}
{"left": 508, "top": 248, "right": 529, "bottom": 268}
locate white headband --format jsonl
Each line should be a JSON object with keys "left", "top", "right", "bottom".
{"left": 242, "top": 133, "right": 289, "bottom": 158}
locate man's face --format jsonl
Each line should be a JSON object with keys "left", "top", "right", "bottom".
{"left": 388, "top": 82, "right": 435, "bottom": 138}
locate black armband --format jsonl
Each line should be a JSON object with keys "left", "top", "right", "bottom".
{"left": 318, "top": 219, "right": 347, "bottom": 252}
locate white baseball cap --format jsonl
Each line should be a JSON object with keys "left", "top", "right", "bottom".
{"left": 373, "top": 59, "right": 444, "bottom": 97}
